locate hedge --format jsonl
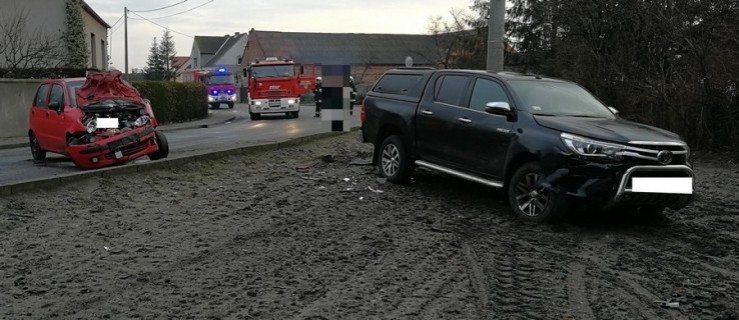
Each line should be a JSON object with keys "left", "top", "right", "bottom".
{"left": 0, "top": 67, "right": 96, "bottom": 79}
{"left": 132, "top": 81, "right": 208, "bottom": 124}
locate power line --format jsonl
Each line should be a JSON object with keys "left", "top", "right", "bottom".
{"left": 110, "top": 14, "right": 124, "bottom": 28}
{"left": 134, "top": 0, "right": 214, "bottom": 20}
{"left": 129, "top": 0, "right": 188, "bottom": 13}
{"left": 129, "top": 11, "right": 193, "bottom": 38}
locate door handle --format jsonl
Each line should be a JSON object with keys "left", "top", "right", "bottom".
{"left": 45, "top": 112, "right": 49, "bottom": 118}
{"left": 420, "top": 110, "right": 433, "bottom": 116}
{"left": 458, "top": 117, "right": 472, "bottom": 124}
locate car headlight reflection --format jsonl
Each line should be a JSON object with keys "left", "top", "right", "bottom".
{"left": 560, "top": 133, "right": 624, "bottom": 160}
{"left": 133, "top": 115, "right": 150, "bottom": 127}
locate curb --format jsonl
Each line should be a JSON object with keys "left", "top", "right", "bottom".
{"left": 0, "top": 115, "right": 237, "bottom": 151}
{"left": 0, "top": 129, "right": 359, "bottom": 196}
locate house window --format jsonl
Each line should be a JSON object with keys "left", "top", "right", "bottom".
{"left": 90, "top": 33, "right": 97, "bottom": 68}
{"left": 101, "top": 40, "right": 107, "bottom": 69}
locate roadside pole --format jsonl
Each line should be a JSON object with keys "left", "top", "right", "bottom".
{"left": 486, "top": 0, "right": 505, "bottom": 73}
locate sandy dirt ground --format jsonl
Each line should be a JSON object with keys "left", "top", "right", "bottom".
{"left": 1, "top": 132, "right": 737, "bottom": 320}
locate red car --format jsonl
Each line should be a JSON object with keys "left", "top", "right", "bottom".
{"left": 28, "top": 70, "right": 169, "bottom": 170}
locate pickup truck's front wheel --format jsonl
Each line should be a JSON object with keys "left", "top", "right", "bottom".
{"left": 508, "top": 162, "right": 567, "bottom": 223}
{"left": 379, "top": 135, "right": 413, "bottom": 183}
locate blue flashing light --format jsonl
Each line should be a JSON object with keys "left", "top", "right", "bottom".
{"left": 217, "top": 67, "right": 227, "bottom": 74}
{"left": 226, "top": 89, "right": 234, "bottom": 95}
{"left": 211, "top": 89, "right": 219, "bottom": 96}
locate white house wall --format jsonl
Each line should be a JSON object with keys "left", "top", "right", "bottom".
{"left": 82, "top": 9, "right": 108, "bottom": 70}
{"left": 207, "top": 34, "right": 248, "bottom": 67}
{"left": 0, "top": 0, "right": 108, "bottom": 70}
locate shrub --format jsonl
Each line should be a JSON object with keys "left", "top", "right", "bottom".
{"left": 132, "top": 81, "right": 208, "bottom": 124}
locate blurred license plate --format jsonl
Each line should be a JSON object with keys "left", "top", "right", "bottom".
{"left": 632, "top": 177, "right": 693, "bottom": 194}
{"left": 269, "top": 101, "right": 280, "bottom": 107}
{"left": 97, "top": 118, "right": 118, "bottom": 129}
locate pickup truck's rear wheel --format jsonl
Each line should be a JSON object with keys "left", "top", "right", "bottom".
{"left": 379, "top": 135, "right": 413, "bottom": 183}
{"left": 508, "top": 162, "right": 567, "bottom": 223}
{"left": 29, "top": 132, "right": 46, "bottom": 160}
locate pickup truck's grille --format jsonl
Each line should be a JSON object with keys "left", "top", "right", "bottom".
{"left": 621, "top": 143, "right": 688, "bottom": 165}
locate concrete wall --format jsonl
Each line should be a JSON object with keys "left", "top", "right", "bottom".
{"left": 0, "top": 79, "right": 43, "bottom": 138}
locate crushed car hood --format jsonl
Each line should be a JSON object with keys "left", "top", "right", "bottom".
{"left": 76, "top": 70, "right": 145, "bottom": 108}
{"left": 534, "top": 115, "right": 683, "bottom": 144}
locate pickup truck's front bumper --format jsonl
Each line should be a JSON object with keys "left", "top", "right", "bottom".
{"left": 542, "top": 156, "right": 694, "bottom": 211}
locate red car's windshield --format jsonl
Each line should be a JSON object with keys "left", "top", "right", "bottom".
{"left": 67, "top": 80, "right": 84, "bottom": 107}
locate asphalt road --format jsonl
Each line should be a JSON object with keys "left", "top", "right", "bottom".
{"left": 0, "top": 104, "right": 360, "bottom": 187}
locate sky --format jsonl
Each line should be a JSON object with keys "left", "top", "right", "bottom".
{"left": 86, "top": 0, "right": 478, "bottom": 71}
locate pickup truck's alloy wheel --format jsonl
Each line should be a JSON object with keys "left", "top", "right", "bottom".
{"left": 379, "top": 135, "right": 412, "bottom": 183}
{"left": 509, "top": 162, "right": 566, "bottom": 223}
{"left": 29, "top": 133, "right": 46, "bottom": 160}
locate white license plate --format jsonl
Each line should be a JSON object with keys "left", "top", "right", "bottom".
{"left": 631, "top": 177, "right": 693, "bottom": 194}
{"left": 114, "top": 150, "right": 123, "bottom": 159}
{"left": 97, "top": 118, "right": 118, "bottom": 129}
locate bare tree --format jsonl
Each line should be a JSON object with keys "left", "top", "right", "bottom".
{"left": 426, "top": 9, "right": 474, "bottom": 68}
{"left": 0, "top": 8, "right": 66, "bottom": 75}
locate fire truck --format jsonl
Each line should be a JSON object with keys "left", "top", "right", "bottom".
{"left": 181, "top": 68, "right": 238, "bottom": 109}
{"left": 244, "top": 57, "right": 316, "bottom": 120}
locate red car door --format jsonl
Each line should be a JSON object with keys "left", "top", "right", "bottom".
{"left": 44, "top": 83, "right": 74, "bottom": 152}
{"left": 29, "top": 83, "right": 53, "bottom": 151}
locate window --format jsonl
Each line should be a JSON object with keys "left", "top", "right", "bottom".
{"left": 34, "top": 84, "right": 50, "bottom": 107}
{"left": 49, "top": 84, "right": 65, "bottom": 107}
{"left": 90, "top": 33, "right": 97, "bottom": 68}
{"left": 372, "top": 73, "right": 424, "bottom": 97}
{"left": 434, "top": 75, "right": 468, "bottom": 106}
{"left": 469, "top": 78, "right": 510, "bottom": 112}
{"left": 66, "top": 80, "right": 84, "bottom": 107}
{"left": 101, "top": 40, "right": 107, "bottom": 69}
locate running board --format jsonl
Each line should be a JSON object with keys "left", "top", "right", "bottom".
{"left": 415, "top": 160, "right": 504, "bottom": 188}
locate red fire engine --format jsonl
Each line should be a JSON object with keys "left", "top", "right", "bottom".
{"left": 181, "top": 67, "right": 238, "bottom": 109}
{"left": 244, "top": 57, "right": 316, "bottom": 120}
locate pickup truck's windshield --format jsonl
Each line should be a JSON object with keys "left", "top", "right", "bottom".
{"left": 251, "top": 65, "right": 294, "bottom": 78}
{"left": 508, "top": 80, "right": 614, "bottom": 118}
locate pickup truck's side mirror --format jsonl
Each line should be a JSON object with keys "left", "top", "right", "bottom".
{"left": 48, "top": 101, "right": 61, "bottom": 112}
{"left": 484, "top": 102, "right": 512, "bottom": 116}
{"left": 608, "top": 106, "right": 619, "bottom": 115}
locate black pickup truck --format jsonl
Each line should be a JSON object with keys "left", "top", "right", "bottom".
{"left": 360, "top": 68, "right": 694, "bottom": 222}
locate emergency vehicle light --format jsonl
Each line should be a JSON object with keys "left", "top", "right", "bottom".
{"left": 217, "top": 67, "right": 227, "bottom": 74}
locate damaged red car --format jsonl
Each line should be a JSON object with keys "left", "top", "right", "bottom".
{"left": 28, "top": 70, "right": 169, "bottom": 170}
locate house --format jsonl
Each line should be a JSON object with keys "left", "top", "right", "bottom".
{"left": 189, "top": 32, "right": 247, "bottom": 71}
{"left": 0, "top": 0, "right": 110, "bottom": 70}
{"left": 241, "top": 29, "right": 442, "bottom": 91}
{"left": 171, "top": 56, "right": 191, "bottom": 82}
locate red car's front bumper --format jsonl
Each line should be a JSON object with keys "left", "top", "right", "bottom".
{"left": 66, "top": 127, "right": 160, "bottom": 170}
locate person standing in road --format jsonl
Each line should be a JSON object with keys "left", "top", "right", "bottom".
{"left": 313, "top": 77, "right": 322, "bottom": 117}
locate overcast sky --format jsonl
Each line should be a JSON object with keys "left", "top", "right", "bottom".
{"left": 86, "top": 0, "right": 476, "bottom": 71}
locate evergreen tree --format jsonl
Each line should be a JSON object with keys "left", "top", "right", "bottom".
{"left": 62, "top": 0, "right": 88, "bottom": 68}
{"left": 144, "top": 37, "right": 164, "bottom": 80}
{"left": 158, "top": 30, "right": 177, "bottom": 81}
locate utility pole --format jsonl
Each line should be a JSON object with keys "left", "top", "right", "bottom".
{"left": 124, "top": 7, "right": 128, "bottom": 81}
{"left": 486, "top": 0, "right": 505, "bottom": 73}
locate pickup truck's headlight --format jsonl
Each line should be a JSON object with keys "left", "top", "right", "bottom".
{"left": 561, "top": 133, "right": 625, "bottom": 160}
